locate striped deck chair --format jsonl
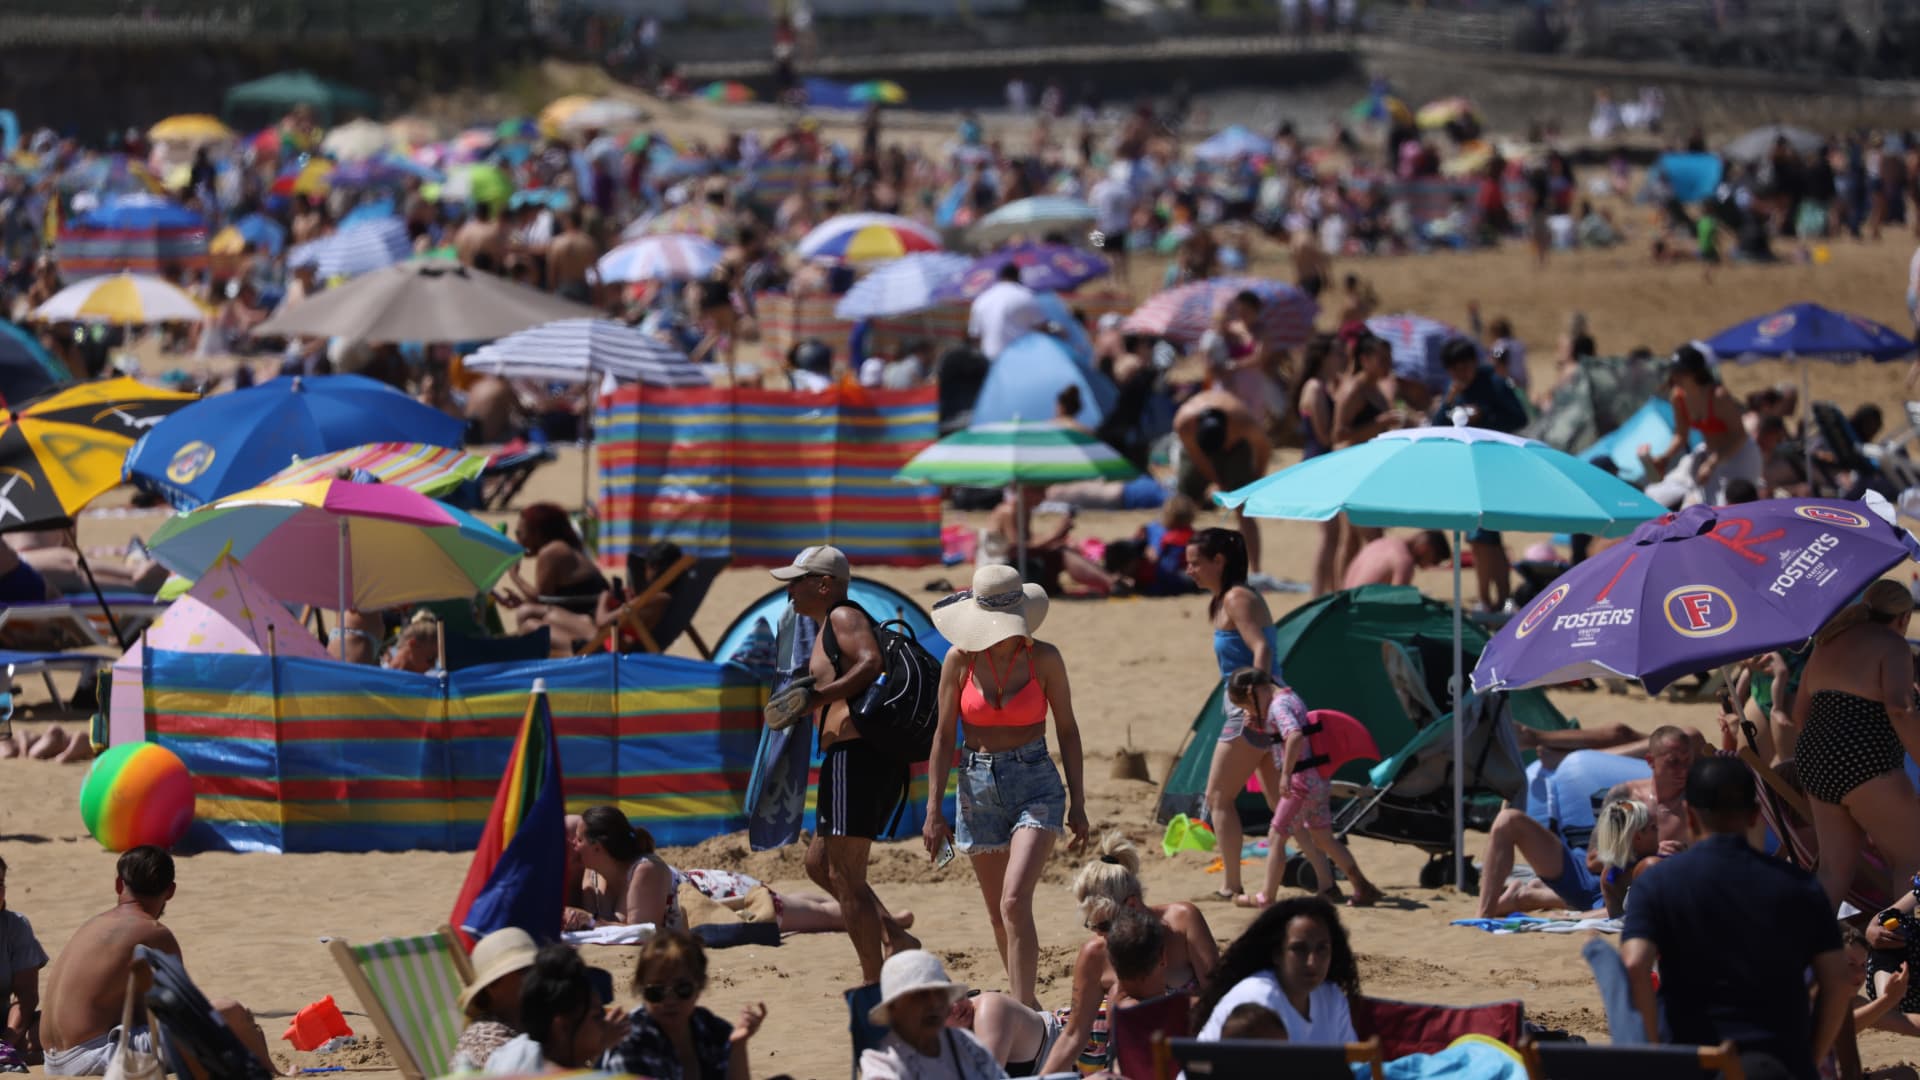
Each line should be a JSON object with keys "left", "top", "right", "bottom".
{"left": 1738, "top": 731, "right": 1896, "bottom": 915}
{"left": 328, "top": 926, "right": 474, "bottom": 1080}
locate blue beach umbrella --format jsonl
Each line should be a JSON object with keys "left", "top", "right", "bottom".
{"left": 231, "top": 213, "right": 286, "bottom": 255}
{"left": 1702, "top": 302, "right": 1914, "bottom": 363}
{"left": 1217, "top": 424, "right": 1664, "bottom": 887}
{"left": 124, "top": 373, "right": 466, "bottom": 510}
{"left": 0, "top": 321, "right": 68, "bottom": 406}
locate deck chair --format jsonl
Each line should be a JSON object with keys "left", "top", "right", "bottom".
{"left": 135, "top": 945, "right": 274, "bottom": 1080}
{"left": 1739, "top": 737, "right": 1896, "bottom": 915}
{"left": 443, "top": 627, "right": 552, "bottom": 671}
{"left": 1108, "top": 992, "right": 1193, "bottom": 1080}
{"left": 845, "top": 983, "right": 888, "bottom": 1080}
{"left": 1522, "top": 1038, "right": 1744, "bottom": 1080}
{"left": 1352, "top": 995, "right": 1525, "bottom": 1058}
{"left": 0, "top": 593, "right": 166, "bottom": 651}
{"left": 579, "top": 553, "right": 729, "bottom": 658}
{"left": 327, "top": 926, "right": 475, "bottom": 1080}
{"left": 1153, "top": 1034, "right": 1387, "bottom": 1080}
{"left": 476, "top": 440, "right": 555, "bottom": 512}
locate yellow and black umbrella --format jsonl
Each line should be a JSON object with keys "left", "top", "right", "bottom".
{"left": 0, "top": 377, "right": 198, "bottom": 531}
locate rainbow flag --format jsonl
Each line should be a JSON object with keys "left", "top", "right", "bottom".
{"left": 451, "top": 680, "right": 566, "bottom": 945}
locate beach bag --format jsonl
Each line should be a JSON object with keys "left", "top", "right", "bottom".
{"left": 820, "top": 602, "right": 941, "bottom": 764}
{"left": 105, "top": 973, "right": 164, "bottom": 1080}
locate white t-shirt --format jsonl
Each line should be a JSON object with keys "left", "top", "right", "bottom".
{"left": 1196, "top": 972, "right": 1355, "bottom": 1044}
{"left": 859, "top": 1028, "right": 1006, "bottom": 1080}
{"left": 482, "top": 1034, "right": 548, "bottom": 1075}
{"left": 968, "top": 281, "right": 1044, "bottom": 361}
{"left": 1091, "top": 177, "right": 1134, "bottom": 235}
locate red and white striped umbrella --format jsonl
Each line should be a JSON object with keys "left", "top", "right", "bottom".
{"left": 595, "top": 233, "right": 724, "bottom": 283}
{"left": 1122, "top": 277, "right": 1318, "bottom": 349}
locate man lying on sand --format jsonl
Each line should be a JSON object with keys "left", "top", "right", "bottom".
{"left": 40, "top": 847, "right": 278, "bottom": 1076}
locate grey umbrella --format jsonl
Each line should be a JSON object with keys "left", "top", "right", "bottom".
{"left": 1723, "top": 124, "right": 1825, "bottom": 163}
{"left": 254, "top": 259, "right": 600, "bottom": 343}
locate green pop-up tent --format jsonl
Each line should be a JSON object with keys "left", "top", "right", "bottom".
{"left": 1154, "top": 584, "right": 1574, "bottom": 826}
{"left": 225, "top": 71, "right": 379, "bottom": 123}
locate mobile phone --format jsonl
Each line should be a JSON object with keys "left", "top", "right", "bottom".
{"left": 935, "top": 838, "right": 956, "bottom": 870}
{"left": 1718, "top": 688, "right": 1736, "bottom": 715}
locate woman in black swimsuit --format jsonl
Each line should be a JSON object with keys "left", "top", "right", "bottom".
{"left": 1792, "top": 579, "right": 1920, "bottom": 907}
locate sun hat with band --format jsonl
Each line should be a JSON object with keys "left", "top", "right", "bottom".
{"left": 868, "top": 949, "right": 970, "bottom": 1025}
{"left": 930, "top": 564, "right": 1050, "bottom": 653}
{"left": 458, "top": 927, "right": 539, "bottom": 1018}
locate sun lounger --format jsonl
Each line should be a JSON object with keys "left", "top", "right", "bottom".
{"left": 1153, "top": 1034, "right": 1386, "bottom": 1080}
{"left": 1, "top": 651, "right": 108, "bottom": 712}
{"left": 1521, "top": 1038, "right": 1743, "bottom": 1080}
{"left": 1108, "top": 992, "right": 1193, "bottom": 1080}
{"left": 327, "top": 926, "right": 474, "bottom": 1080}
{"left": 135, "top": 945, "right": 275, "bottom": 1080}
{"left": 0, "top": 593, "right": 165, "bottom": 651}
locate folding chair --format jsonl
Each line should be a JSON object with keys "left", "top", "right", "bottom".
{"left": 136, "top": 945, "right": 275, "bottom": 1080}
{"left": 579, "top": 554, "right": 730, "bottom": 658}
{"left": 1153, "top": 1034, "right": 1386, "bottom": 1080}
{"left": 476, "top": 441, "right": 555, "bottom": 512}
{"left": 1108, "top": 992, "right": 1193, "bottom": 1080}
{"left": 1351, "top": 995, "right": 1524, "bottom": 1058}
{"left": 845, "top": 983, "right": 889, "bottom": 1080}
{"left": 1522, "top": 1038, "right": 1744, "bottom": 1080}
{"left": 327, "top": 926, "right": 475, "bottom": 1080}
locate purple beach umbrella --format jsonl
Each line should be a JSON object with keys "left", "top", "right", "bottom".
{"left": 1472, "top": 494, "right": 1920, "bottom": 694}
{"left": 934, "top": 243, "right": 1111, "bottom": 301}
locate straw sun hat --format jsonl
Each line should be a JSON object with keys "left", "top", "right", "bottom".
{"left": 931, "top": 564, "right": 1049, "bottom": 653}
{"left": 458, "top": 927, "right": 539, "bottom": 1018}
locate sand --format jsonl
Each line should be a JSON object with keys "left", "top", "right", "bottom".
{"left": 6, "top": 228, "right": 1920, "bottom": 1077}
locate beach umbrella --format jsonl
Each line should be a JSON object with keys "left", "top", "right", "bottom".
{"left": 229, "top": 212, "right": 286, "bottom": 255}
{"left": 123, "top": 373, "right": 467, "bottom": 510}
{"left": 71, "top": 194, "right": 204, "bottom": 232}
{"left": 1123, "top": 277, "right": 1317, "bottom": 350}
{"left": 252, "top": 259, "right": 597, "bottom": 343}
{"left": 898, "top": 420, "right": 1137, "bottom": 573}
{"left": 1474, "top": 495, "right": 1919, "bottom": 695}
{"left": 147, "top": 477, "right": 522, "bottom": 657}
{"left": 56, "top": 195, "right": 210, "bottom": 279}
{"left": 1417, "top": 97, "right": 1481, "bottom": 131}
{"left": 265, "top": 442, "right": 489, "bottom": 498}
{"left": 621, "top": 202, "right": 729, "bottom": 242}
{"left": 31, "top": 273, "right": 207, "bottom": 324}
{"left": 445, "top": 163, "right": 514, "bottom": 209}
{"left": 268, "top": 159, "right": 334, "bottom": 199}
{"left": 970, "top": 196, "right": 1097, "bottom": 246}
{"left": 798, "top": 212, "right": 943, "bottom": 264}
{"left": 595, "top": 234, "right": 724, "bottom": 283}
{"left": 698, "top": 81, "right": 756, "bottom": 104}
{"left": 1367, "top": 313, "right": 1477, "bottom": 393}
{"left": 339, "top": 199, "right": 399, "bottom": 228}
{"left": 225, "top": 71, "right": 378, "bottom": 123}
{"left": 850, "top": 80, "right": 909, "bottom": 105}
{"left": 464, "top": 318, "right": 706, "bottom": 388}
{"left": 149, "top": 115, "right": 235, "bottom": 146}
{"left": 936, "top": 244, "right": 1110, "bottom": 301}
{"left": 288, "top": 217, "right": 412, "bottom": 279}
{"left": 0, "top": 323, "right": 67, "bottom": 407}
{"left": 835, "top": 253, "right": 971, "bottom": 319}
{"left": 538, "top": 95, "right": 597, "bottom": 135}
{"left": 1216, "top": 424, "right": 1665, "bottom": 889}
{"left": 321, "top": 118, "right": 391, "bottom": 162}
{"left": 446, "top": 130, "right": 497, "bottom": 164}
{"left": 1193, "top": 125, "right": 1272, "bottom": 163}
{"left": 1724, "top": 124, "right": 1823, "bottom": 163}
{"left": 1348, "top": 94, "right": 1412, "bottom": 127}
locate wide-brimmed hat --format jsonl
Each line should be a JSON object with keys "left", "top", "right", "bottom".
{"left": 868, "top": 950, "right": 969, "bottom": 1026}
{"left": 458, "top": 928, "right": 539, "bottom": 1018}
{"left": 931, "top": 564, "right": 1049, "bottom": 653}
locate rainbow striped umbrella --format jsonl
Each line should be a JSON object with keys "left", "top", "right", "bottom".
{"left": 697, "top": 80, "right": 756, "bottom": 104}
{"left": 596, "top": 233, "right": 723, "bottom": 283}
{"left": 265, "top": 442, "right": 489, "bottom": 497}
{"left": 1122, "top": 277, "right": 1317, "bottom": 349}
{"left": 797, "top": 212, "right": 942, "bottom": 264}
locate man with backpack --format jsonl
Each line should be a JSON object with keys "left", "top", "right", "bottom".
{"left": 767, "top": 546, "right": 923, "bottom": 985}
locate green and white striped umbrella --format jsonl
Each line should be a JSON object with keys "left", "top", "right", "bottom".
{"left": 896, "top": 421, "right": 1137, "bottom": 487}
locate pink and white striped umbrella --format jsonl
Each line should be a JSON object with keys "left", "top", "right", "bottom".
{"left": 1366, "top": 313, "right": 1477, "bottom": 392}
{"left": 1122, "top": 277, "right": 1318, "bottom": 349}
{"left": 595, "top": 233, "right": 724, "bottom": 284}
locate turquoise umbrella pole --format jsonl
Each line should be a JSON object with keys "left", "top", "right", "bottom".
{"left": 1451, "top": 527, "right": 1464, "bottom": 892}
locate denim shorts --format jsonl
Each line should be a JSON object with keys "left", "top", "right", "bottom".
{"left": 955, "top": 737, "right": 1065, "bottom": 853}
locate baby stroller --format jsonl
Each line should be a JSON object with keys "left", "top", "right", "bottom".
{"left": 1306, "top": 642, "right": 1528, "bottom": 892}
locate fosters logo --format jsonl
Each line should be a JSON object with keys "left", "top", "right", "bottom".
{"left": 166, "top": 441, "right": 217, "bottom": 485}
{"left": 1664, "top": 585, "right": 1737, "bottom": 637}
{"left": 1513, "top": 584, "right": 1569, "bottom": 638}
{"left": 1792, "top": 505, "right": 1870, "bottom": 529}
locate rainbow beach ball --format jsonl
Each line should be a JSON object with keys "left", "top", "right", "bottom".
{"left": 79, "top": 743, "right": 195, "bottom": 852}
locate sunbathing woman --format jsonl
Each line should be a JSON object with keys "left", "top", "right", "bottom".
{"left": 1038, "top": 833, "right": 1218, "bottom": 1074}
{"left": 1789, "top": 580, "right": 1920, "bottom": 908}
{"left": 492, "top": 504, "right": 608, "bottom": 651}
{"left": 564, "top": 805, "right": 900, "bottom": 936}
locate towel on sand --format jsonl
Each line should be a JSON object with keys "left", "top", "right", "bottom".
{"left": 1451, "top": 915, "right": 1622, "bottom": 935}
{"left": 562, "top": 923, "right": 657, "bottom": 946}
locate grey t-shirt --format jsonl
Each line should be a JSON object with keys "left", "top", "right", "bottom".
{"left": 0, "top": 909, "right": 49, "bottom": 1007}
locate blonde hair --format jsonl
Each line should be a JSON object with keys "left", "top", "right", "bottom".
{"left": 1073, "top": 831, "right": 1144, "bottom": 926}
{"left": 1592, "top": 796, "right": 1649, "bottom": 870}
{"left": 1815, "top": 579, "right": 1913, "bottom": 647}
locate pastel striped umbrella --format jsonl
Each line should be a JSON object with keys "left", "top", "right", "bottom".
{"left": 596, "top": 233, "right": 723, "bottom": 283}
{"left": 265, "top": 442, "right": 490, "bottom": 497}
{"left": 620, "top": 202, "right": 729, "bottom": 242}
{"left": 969, "top": 196, "right": 1097, "bottom": 246}
{"left": 464, "top": 318, "right": 707, "bottom": 387}
{"left": 30, "top": 273, "right": 207, "bottom": 324}
{"left": 1366, "top": 313, "right": 1475, "bottom": 393}
{"left": 289, "top": 218, "right": 412, "bottom": 279}
{"left": 1123, "top": 277, "right": 1317, "bottom": 349}
{"left": 896, "top": 421, "right": 1137, "bottom": 487}
{"left": 834, "top": 253, "right": 971, "bottom": 319}
{"left": 797, "top": 213, "right": 942, "bottom": 264}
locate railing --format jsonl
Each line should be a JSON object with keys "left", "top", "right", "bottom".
{"left": 0, "top": 0, "right": 519, "bottom": 45}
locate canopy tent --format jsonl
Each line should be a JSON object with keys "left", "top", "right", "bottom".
{"left": 108, "top": 553, "right": 329, "bottom": 747}
{"left": 225, "top": 71, "right": 379, "bottom": 123}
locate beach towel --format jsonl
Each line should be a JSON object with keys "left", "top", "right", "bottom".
{"left": 1449, "top": 915, "right": 1622, "bottom": 934}
{"left": 561, "top": 923, "right": 657, "bottom": 946}
{"left": 744, "top": 608, "right": 816, "bottom": 852}
{"left": 1379, "top": 1037, "right": 1531, "bottom": 1080}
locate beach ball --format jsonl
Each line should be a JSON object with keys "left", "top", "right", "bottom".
{"left": 79, "top": 743, "right": 195, "bottom": 852}
{"left": 1813, "top": 245, "right": 1831, "bottom": 265}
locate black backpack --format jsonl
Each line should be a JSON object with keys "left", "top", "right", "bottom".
{"left": 819, "top": 602, "right": 942, "bottom": 763}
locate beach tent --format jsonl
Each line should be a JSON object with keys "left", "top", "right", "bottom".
{"left": 1522, "top": 354, "right": 1668, "bottom": 455}
{"left": 712, "top": 577, "right": 948, "bottom": 664}
{"left": 1655, "top": 153, "right": 1723, "bottom": 204}
{"left": 1154, "top": 585, "right": 1571, "bottom": 824}
{"left": 1579, "top": 396, "right": 1698, "bottom": 484}
{"left": 971, "top": 332, "right": 1118, "bottom": 429}
{"left": 107, "top": 553, "right": 329, "bottom": 748}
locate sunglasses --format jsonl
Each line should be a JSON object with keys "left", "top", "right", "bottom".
{"left": 641, "top": 980, "right": 698, "bottom": 1004}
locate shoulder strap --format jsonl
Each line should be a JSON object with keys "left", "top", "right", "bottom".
{"left": 817, "top": 601, "right": 870, "bottom": 671}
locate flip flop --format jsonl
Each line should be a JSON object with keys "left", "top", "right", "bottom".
{"left": 1212, "top": 888, "right": 1236, "bottom": 901}
{"left": 1233, "top": 891, "right": 1269, "bottom": 909}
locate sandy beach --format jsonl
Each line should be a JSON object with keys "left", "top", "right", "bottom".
{"left": 5, "top": 226, "right": 1919, "bottom": 1077}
